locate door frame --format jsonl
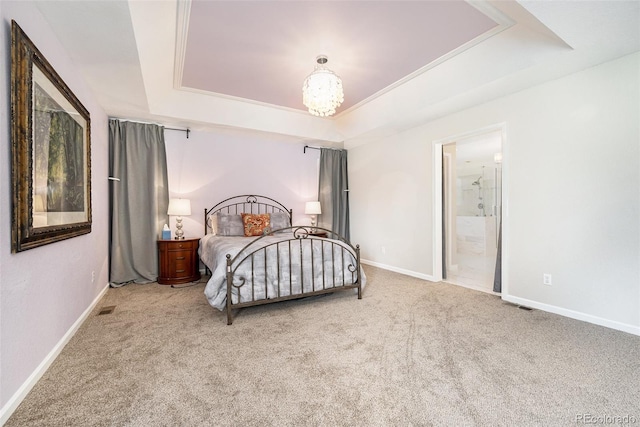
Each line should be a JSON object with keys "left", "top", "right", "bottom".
{"left": 442, "top": 149, "right": 457, "bottom": 276}
{"left": 432, "top": 123, "right": 509, "bottom": 295}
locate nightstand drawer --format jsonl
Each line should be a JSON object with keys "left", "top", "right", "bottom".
{"left": 167, "top": 240, "right": 195, "bottom": 251}
{"left": 167, "top": 250, "right": 192, "bottom": 277}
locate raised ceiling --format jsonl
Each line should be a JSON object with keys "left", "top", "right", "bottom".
{"left": 180, "top": 1, "right": 499, "bottom": 113}
{"left": 34, "top": 0, "right": 640, "bottom": 144}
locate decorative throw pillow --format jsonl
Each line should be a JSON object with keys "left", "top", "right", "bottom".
{"left": 242, "top": 213, "right": 271, "bottom": 237}
{"left": 269, "top": 212, "right": 290, "bottom": 231}
{"left": 217, "top": 213, "right": 244, "bottom": 236}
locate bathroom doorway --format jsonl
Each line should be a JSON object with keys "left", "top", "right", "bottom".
{"left": 442, "top": 130, "right": 502, "bottom": 293}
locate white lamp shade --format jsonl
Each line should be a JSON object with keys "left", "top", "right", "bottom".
{"left": 305, "top": 201, "right": 322, "bottom": 215}
{"left": 167, "top": 198, "right": 191, "bottom": 216}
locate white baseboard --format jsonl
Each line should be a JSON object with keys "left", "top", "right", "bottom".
{"left": 361, "top": 259, "right": 436, "bottom": 282}
{"left": 0, "top": 283, "right": 110, "bottom": 425}
{"left": 361, "top": 259, "right": 639, "bottom": 337}
{"left": 502, "top": 294, "right": 640, "bottom": 337}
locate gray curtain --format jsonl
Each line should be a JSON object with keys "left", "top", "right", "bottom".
{"left": 318, "top": 148, "right": 350, "bottom": 240}
{"left": 109, "top": 119, "right": 169, "bottom": 285}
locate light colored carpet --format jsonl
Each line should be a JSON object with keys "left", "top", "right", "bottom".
{"left": 6, "top": 266, "right": 639, "bottom": 426}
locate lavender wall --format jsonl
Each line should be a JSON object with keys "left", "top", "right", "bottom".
{"left": 0, "top": 2, "right": 110, "bottom": 419}
{"left": 164, "top": 129, "right": 321, "bottom": 239}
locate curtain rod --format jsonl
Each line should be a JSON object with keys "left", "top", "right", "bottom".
{"left": 303, "top": 145, "right": 345, "bottom": 153}
{"left": 165, "top": 127, "right": 190, "bottom": 139}
{"left": 110, "top": 117, "right": 190, "bottom": 138}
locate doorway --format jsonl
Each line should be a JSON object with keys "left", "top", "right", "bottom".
{"left": 436, "top": 127, "right": 503, "bottom": 294}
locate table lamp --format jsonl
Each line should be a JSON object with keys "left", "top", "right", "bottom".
{"left": 167, "top": 198, "right": 191, "bottom": 240}
{"left": 305, "top": 201, "right": 321, "bottom": 231}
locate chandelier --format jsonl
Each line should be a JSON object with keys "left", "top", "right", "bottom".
{"left": 302, "top": 55, "right": 344, "bottom": 117}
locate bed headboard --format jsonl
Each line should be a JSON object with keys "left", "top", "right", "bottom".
{"left": 204, "top": 195, "right": 292, "bottom": 234}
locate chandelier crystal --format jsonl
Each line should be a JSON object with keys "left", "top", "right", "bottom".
{"left": 302, "top": 55, "right": 344, "bottom": 117}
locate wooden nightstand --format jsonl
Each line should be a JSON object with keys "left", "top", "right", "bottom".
{"left": 308, "top": 231, "right": 328, "bottom": 238}
{"left": 157, "top": 238, "right": 201, "bottom": 285}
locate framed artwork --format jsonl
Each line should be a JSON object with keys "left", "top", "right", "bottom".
{"left": 11, "top": 20, "right": 92, "bottom": 252}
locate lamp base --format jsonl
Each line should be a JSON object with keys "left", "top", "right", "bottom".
{"left": 174, "top": 217, "right": 185, "bottom": 240}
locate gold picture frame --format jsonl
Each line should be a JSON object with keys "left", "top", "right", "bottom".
{"left": 11, "top": 21, "right": 91, "bottom": 252}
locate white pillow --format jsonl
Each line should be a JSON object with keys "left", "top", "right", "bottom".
{"left": 207, "top": 213, "right": 219, "bottom": 235}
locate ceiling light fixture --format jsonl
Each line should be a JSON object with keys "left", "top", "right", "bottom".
{"left": 302, "top": 55, "right": 344, "bottom": 117}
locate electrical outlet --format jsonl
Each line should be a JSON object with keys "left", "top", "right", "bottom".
{"left": 91, "top": 271, "right": 95, "bottom": 283}
{"left": 543, "top": 273, "right": 552, "bottom": 286}
{"left": 381, "top": 246, "right": 386, "bottom": 255}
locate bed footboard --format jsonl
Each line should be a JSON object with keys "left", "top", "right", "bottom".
{"left": 224, "top": 226, "right": 362, "bottom": 325}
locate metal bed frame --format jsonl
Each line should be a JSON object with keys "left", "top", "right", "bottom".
{"left": 203, "top": 195, "right": 362, "bottom": 324}
{"left": 204, "top": 194, "right": 293, "bottom": 223}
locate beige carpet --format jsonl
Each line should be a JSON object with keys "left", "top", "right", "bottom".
{"left": 6, "top": 266, "right": 639, "bottom": 426}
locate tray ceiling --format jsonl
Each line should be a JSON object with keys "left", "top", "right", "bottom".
{"left": 179, "top": 1, "right": 499, "bottom": 113}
